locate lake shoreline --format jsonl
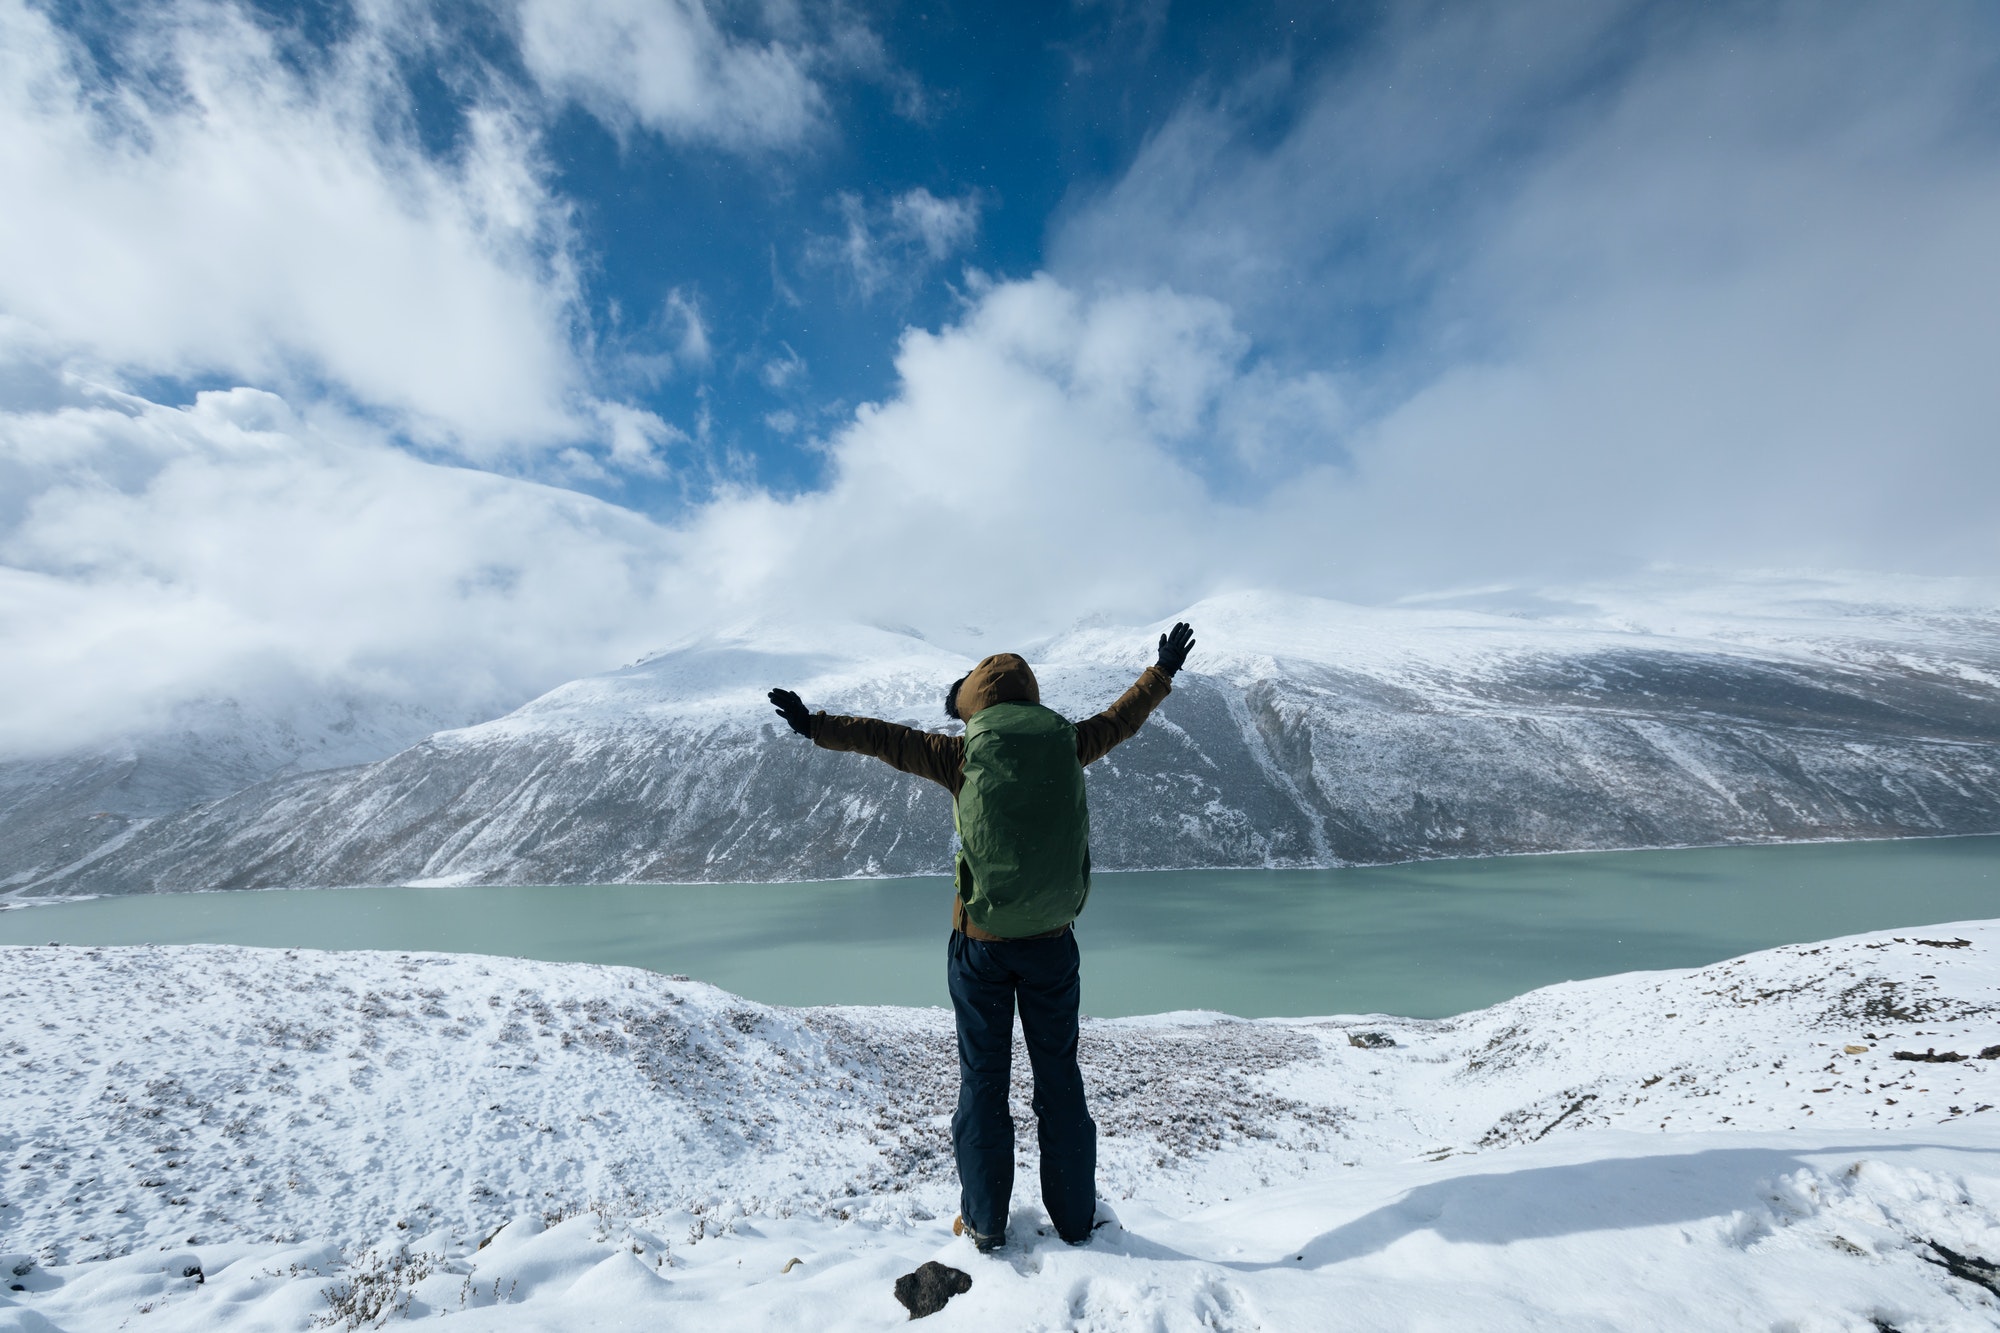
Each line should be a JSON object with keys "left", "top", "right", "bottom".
{"left": 4, "top": 837, "right": 1996, "bottom": 1019}
{"left": 6, "top": 826, "right": 1997, "bottom": 907}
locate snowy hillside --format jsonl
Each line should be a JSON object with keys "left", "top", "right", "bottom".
{"left": 6, "top": 923, "right": 2000, "bottom": 1328}
{"left": 10, "top": 579, "right": 2000, "bottom": 896}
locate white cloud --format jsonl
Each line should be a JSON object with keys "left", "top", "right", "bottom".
{"left": 0, "top": 273, "right": 1327, "bottom": 755}
{"left": 1050, "top": 0, "right": 2000, "bottom": 593}
{"left": 515, "top": 0, "right": 823, "bottom": 148}
{"left": 810, "top": 187, "right": 982, "bottom": 300}
{"left": 671, "top": 276, "right": 1324, "bottom": 639}
{"left": 890, "top": 188, "right": 980, "bottom": 262}
{"left": 662, "top": 289, "right": 712, "bottom": 368}
{"left": 592, "top": 401, "right": 686, "bottom": 476}
{"left": 760, "top": 344, "right": 806, "bottom": 390}
{"left": 817, "top": 193, "right": 886, "bottom": 297}
{"left": 1050, "top": 1, "right": 1639, "bottom": 359}
{"left": 0, "top": 385, "right": 688, "bottom": 756}
{"left": 0, "top": 0, "right": 590, "bottom": 456}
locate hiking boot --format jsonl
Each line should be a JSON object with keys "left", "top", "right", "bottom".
{"left": 952, "top": 1214, "right": 1004, "bottom": 1253}
{"left": 1065, "top": 1199, "right": 1121, "bottom": 1246}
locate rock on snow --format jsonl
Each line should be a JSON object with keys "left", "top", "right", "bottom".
{"left": 3, "top": 922, "right": 2000, "bottom": 1328}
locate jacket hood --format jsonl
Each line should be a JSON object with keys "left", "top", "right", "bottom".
{"left": 956, "top": 653, "right": 1041, "bottom": 719}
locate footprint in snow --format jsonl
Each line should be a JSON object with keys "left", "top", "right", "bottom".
{"left": 1061, "top": 1270, "right": 1257, "bottom": 1333}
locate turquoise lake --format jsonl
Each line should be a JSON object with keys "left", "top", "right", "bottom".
{"left": 2, "top": 836, "right": 1996, "bottom": 1018}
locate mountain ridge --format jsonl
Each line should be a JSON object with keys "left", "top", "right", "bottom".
{"left": 5, "top": 585, "right": 1997, "bottom": 898}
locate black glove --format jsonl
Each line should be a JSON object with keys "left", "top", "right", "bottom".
{"left": 767, "top": 688, "right": 812, "bottom": 738}
{"left": 1156, "top": 622, "right": 1196, "bottom": 677}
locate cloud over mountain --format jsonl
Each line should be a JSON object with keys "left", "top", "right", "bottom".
{"left": 1, "top": 0, "right": 1996, "bottom": 760}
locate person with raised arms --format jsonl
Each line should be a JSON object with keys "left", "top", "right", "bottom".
{"left": 766, "top": 621, "right": 1196, "bottom": 1252}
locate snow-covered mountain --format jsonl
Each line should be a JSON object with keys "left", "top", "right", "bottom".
{"left": 8, "top": 581, "right": 1999, "bottom": 897}
{"left": 0, "top": 689, "right": 489, "bottom": 898}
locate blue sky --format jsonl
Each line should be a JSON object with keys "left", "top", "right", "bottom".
{"left": 3, "top": 0, "right": 1999, "bottom": 750}
{"left": 27, "top": 0, "right": 1687, "bottom": 501}
{"left": 365, "top": 0, "right": 1390, "bottom": 504}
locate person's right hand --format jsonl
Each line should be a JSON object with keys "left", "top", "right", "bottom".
{"left": 767, "top": 688, "right": 812, "bottom": 738}
{"left": 1156, "top": 622, "right": 1196, "bottom": 677}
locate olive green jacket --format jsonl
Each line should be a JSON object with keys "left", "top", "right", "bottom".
{"left": 807, "top": 657, "right": 1174, "bottom": 936}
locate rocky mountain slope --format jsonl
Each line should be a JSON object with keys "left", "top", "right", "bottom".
{"left": 6, "top": 584, "right": 1999, "bottom": 896}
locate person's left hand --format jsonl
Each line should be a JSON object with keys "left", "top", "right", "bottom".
{"left": 767, "top": 688, "right": 812, "bottom": 737}
{"left": 1156, "top": 622, "right": 1196, "bottom": 677}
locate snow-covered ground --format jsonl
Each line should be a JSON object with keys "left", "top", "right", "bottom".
{"left": 5, "top": 922, "right": 2000, "bottom": 1329}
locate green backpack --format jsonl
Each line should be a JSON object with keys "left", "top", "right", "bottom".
{"left": 953, "top": 701, "right": 1091, "bottom": 938}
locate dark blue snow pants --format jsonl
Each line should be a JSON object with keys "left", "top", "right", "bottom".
{"left": 946, "top": 926, "right": 1097, "bottom": 1245}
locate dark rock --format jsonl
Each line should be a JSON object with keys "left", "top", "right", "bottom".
{"left": 1348, "top": 1031, "right": 1396, "bottom": 1049}
{"left": 1922, "top": 1239, "right": 2000, "bottom": 1295}
{"left": 1893, "top": 1048, "right": 1966, "bottom": 1063}
{"left": 893, "top": 1261, "right": 972, "bottom": 1319}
